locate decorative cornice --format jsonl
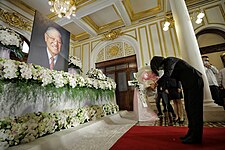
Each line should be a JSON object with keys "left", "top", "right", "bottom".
{"left": 0, "top": 8, "right": 32, "bottom": 32}
{"left": 102, "top": 29, "right": 123, "bottom": 41}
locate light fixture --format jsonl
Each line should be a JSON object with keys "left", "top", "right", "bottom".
{"left": 192, "top": 9, "right": 205, "bottom": 24}
{"left": 48, "top": 0, "right": 77, "bottom": 19}
{"left": 163, "top": 13, "right": 174, "bottom": 31}
{"left": 197, "top": 12, "right": 205, "bottom": 19}
{"left": 195, "top": 18, "right": 202, "bottom": 24}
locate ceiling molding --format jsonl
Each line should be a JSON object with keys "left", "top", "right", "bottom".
{"left": 75, "top": 0, "right": 118, "bottom": 19}
{"left": 98, "top": 19, "right": 124, "bottom": 33}
{"left": 7, "top": 0, "right": 35, "bottom": 17}
{"left": 55, "top": 17, "right": 73, "bottom": 27}
{"left": 114, "top": 0, "right": 131, "bottom": 26}
{"left": 0, "top": 0, "right": 33, "bottom": 20}
{"left": 71, "top": 32, "right": 90, "bottom": 41}
{"left": 82, "top": 16, "right": 99, "bottom": 32}
{"left": 72, "top": 16, "right": 97, "bottom": 36}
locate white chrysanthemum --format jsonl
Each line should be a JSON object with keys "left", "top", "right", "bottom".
{"left": 86, "top": 68, "right": 107, "bottom": 81}
{"left": 52, "top": 71, "right": 65, "bottom": 88}
{"left": 19, "top": 62, "right": 33, "bottom": 80}
{"left": 31, "top": 65, "right": 43, "bottom": 80}
{"left": 2, "top": 59, "right": 18, "bottom": 79}
{"left": 93, "top": 79, "right": 99, "bottom": 89}
{"left": 99, "top": 81, "right": 106, "bottom": 90}
{"left": 85, "top": 78, "right": 94, "bottom": 88}
{"left": 39, "top": 69, "right": 53, "bottom": 86}
{"left": 76, "top": 75, "right": 85, "bottom": 87}
{"left": 67, "top": 74, "right": 77, "bottom": 88}
{"left": 69, "top": 55, "right": 82, "bottom": 69}
{"left": 0, "top": 26, "right": 22, "bottom": 48}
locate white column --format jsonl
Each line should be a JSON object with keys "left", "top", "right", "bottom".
{"left": 168, "top": 0, "right": 215, "bottom": 106}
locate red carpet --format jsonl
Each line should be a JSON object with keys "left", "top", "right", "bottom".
{"left": 110, "top": 126, "right": 225, "bottom": 150}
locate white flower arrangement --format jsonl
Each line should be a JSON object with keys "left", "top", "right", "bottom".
{"left": 68, "top": 55, "right": 82, "bottom": 69}
{"left": 0, "top": 25, "right": 23, "bottom": 59}
{"left": 86, "top": 68, "right": 107, "bottom": 81}
{"left": 0, "top": 103, "right": 119, "bottom": 148}
{"left": 0, "top": 58, "right": 116, "bottom": 91}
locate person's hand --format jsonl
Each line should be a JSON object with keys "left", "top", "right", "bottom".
{"left": 204, "top": 61, "right": 211, "bottom": 68}
{"left": 178, "top": 88, "right": 182, "bottom": 93}
{"left": 149, "top": 82, "right": 157, "bottom": 90}
{"left": 165, "top": 89, "right": 169, "bottom": 94}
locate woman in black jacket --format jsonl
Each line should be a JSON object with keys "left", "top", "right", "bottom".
{"left": 166, "top": 78, "right": 184, "bottom": 123}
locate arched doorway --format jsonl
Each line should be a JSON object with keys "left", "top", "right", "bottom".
{"left": 91, "top": 36, "right": 140, "bottom": 111}
{"left": 196, "top": 28, "right": 225, "bottom": 69}
{"left": 96, "top": 55, "right": 137, "bottom": 111}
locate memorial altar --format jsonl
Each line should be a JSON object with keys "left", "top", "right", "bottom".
{"left": 0, "top": 58, "right": 118, "bottom": 149}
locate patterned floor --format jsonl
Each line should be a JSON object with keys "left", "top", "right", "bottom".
{"left": 136, "top": 112, "right": 225, "bottom": 128}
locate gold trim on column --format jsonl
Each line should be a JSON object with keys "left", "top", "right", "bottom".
{"left": 0, "top": 8, "right": 32, "bottom": 31}
{"left": 138, "top": 26, "right": 147, "bottom": 66}
{"left": 157, "top": 21, "right": 165, "bottom": 57}
{"left": 145, "top": 26, "right": 151, "bottom": 60}
{"left": 148, "top": 24, "right": 155, "bottom": 57}
{"left": 74, "top": 45, "right": 81, "bottom": 57}
{"left": 82, "top": 43, "right": 90, "bottom": 70}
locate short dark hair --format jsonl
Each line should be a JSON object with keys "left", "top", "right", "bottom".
{"left": 201, "top": 55, "right": 209, "bottom": 59}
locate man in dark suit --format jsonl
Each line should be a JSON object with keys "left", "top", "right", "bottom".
{"left": 28, "top": 27, "right": 67, "bottom": 71}
{"left": 150, "top": 56, "right": 204, "bottom": 144}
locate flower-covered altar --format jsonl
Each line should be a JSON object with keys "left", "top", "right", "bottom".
{"left": 0, "top": 58, "right": 118, "bottom": 149}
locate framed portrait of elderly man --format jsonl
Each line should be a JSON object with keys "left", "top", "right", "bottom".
{"left": 27, "top": 11, "right": 70, "bottom": 71}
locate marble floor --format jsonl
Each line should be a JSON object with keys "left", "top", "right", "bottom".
{"left": 136, "top": 111, "right": 225, "bottom": 128}
{"left": 6, "top": 111, "right": 225, "bottom": 150}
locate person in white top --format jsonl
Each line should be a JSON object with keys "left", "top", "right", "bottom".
{"left": 202, "top": 56, "right": 223, "bottom": 106}
{"left": 218, "top": 54, "right": 225, "bottom": 109}
{"left": 218, "top": 68, "right": 225, "bottom": 89}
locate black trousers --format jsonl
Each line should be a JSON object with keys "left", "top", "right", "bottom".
{"left": 209, "top": 85, "right": 223, "bottom": 106}
{"left": 183, "top": 77, "right": 204, "bottom": 139}
{"left": 156, "top": 91, "right": 175, "bottom": 115}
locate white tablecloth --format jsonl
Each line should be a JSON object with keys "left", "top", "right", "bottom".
{"left": 133, "top": 88, "right": 159, "bottom": 122}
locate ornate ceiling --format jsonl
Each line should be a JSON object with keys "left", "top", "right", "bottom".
{"left": 0, "top": 0, "right": 210, "bottom": 41}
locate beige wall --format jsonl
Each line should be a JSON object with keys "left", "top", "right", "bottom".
{"left": 72, "top": 1, "right": 225, "bottom": 74}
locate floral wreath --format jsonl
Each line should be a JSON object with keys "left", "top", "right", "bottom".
{"left": 68, "top": 55, "right": 82, "bottom": 70}
{"left": 86, "top": 68, "right": 107, "bottom": 81}
{"left": 0, "top": 25, "right": 24, "bottom": 59}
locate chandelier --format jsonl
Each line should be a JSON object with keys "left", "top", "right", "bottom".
{"left": 48, "top": 0, "right": 76, "bottom": 19}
